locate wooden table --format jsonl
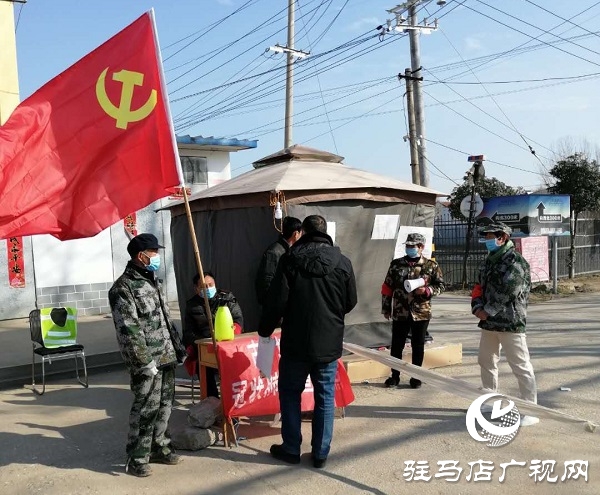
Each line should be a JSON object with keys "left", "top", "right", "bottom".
{"left": 195, "top": 331, "right": 263, "bottom": 400}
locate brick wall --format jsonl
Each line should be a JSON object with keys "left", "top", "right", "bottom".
{"left": 36, "top": 282, "right": 111, "bottom": 316}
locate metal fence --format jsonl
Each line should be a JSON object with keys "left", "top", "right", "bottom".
{"left": 433, "top": 211, "right": 600, "bottom": 287}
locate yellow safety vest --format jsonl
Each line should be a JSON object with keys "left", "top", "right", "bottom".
{"left": 40, "top": 307, "right": 78, "bottom": 348}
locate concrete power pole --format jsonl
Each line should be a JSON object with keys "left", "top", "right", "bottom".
{"left": 404, "top": 68, "right": 420, "bottom": 185}
{"left": 382, "top": 1, "right": 439, "bottom": 187}
{"left": 408, "top": 3, "right": 429, "bottom": 187}
{"left": 284, "top": 0, "right": 294, "bottom": 149}
{"left": 267, "top": 1, "right": 309, "bottom": 150}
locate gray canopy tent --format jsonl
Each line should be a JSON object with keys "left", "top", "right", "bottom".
{"left": 166, "top": 145, "right": 444, "bottom": 349}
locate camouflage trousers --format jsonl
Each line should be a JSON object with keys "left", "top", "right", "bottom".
{"left": 126, "top": 367, "right": 175, "bottom": 464}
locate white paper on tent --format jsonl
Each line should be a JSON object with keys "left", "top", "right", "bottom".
{"left": 394, "top": 226, "right": 434, "bottom": 259}
{"left": 327, "top": 222, "right": 336, "bottom": 244}
{"left": 257, "top": 336, "right": 276, "bottom": 377}
{"left": 371, "top": 215, "right": 400, "bottom": 240}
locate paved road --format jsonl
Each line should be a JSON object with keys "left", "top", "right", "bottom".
{"left": 0, "top": 294, "right": 598, "bottom": 494}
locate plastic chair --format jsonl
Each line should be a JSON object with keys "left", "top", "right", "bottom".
{"left": 29, "top": 307, "right": 88, "bottom": 395}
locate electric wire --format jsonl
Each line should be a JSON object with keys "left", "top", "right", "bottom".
{"left": 462, "top": 2, "right": 600, "bottom": 69}
{"left": 427, "top": 18, "right": 552, "bottom": 166}
{"left": 523, "top": 0, "right": 600, "bottom": 41}
{"left": 296, "top": 0, "right": 343, "bottom": 154}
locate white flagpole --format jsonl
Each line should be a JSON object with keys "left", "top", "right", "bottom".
{"left": 149, "top": 8, "right": 185, "bottom": 188}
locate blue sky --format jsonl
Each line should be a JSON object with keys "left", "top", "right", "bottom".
{"left": 11, "top": 0, "right": 600, "bottom": 195}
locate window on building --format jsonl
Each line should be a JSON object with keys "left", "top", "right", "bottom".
{"left": 181, "top": 156, "right": 208, "bottom": 185}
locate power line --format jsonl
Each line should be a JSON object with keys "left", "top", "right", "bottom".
{"left": 523, "top": 0, "right": 600, "bottom": 41}
{"left": 425, "top": 137, "right": 542, "bottom": 175}
{"left": 428, "top": 19, "right": 552, "bottom": 167}
{"left": 423, "top": 89, "right": 549, "bottom": 160}
{"left": 175, "top": 32, "right": 393, "bottom": 130}
{"left": 463, "top": 2, "right": 600, "bottom": 69}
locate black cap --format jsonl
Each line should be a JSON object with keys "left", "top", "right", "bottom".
{"left": 127, "top": 233, "right": 164, "bottom": 257}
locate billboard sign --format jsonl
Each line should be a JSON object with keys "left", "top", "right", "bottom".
{"left": 478, "top": 194, "right": 570, "bottom": 237}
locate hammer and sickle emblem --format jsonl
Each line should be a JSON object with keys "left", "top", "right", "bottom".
{"left": 95, "top": 68, "right": 157, "bottom": 129}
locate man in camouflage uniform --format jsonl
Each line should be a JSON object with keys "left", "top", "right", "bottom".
{"left": 109, "top": 233, "right": 186, "bottom": 477}
{"left": 472, "top": 222, "right": 539, "bottom": 426}
{"left": 381, "top": 233, "right": 444, "bottom": 388}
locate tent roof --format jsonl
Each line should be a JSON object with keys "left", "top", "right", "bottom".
{"left": 163, "top": 145, "right": 445, "bottom": 215}
{"left": 168, "top": 155, "right": 443, "bottom": 207}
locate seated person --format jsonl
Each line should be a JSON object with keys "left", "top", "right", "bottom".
{"left": 183, "top": 272, "right": 244, "bottom": 398}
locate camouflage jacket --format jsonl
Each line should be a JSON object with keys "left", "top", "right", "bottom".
{"left": 381, "top": 255, "right": 445, "bottom": 321}
{"left": 471, "top": 241, "right": 531, "bottom": 333}
{"left": 109, "top": 261, "right": 177, "bottom": 372}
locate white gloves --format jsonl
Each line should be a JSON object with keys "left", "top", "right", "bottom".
{"left": 142, "top": 360, "right": 159, "bottom": 376}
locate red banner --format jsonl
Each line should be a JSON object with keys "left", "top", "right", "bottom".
{"left": 0, "top": 12, "right": 180, "bottom": 241}
{"left": 7, "top": 236, "right": 25, "bottom": 288}
{"left": 215, "top": 333, "right": 355, "bottom": 419}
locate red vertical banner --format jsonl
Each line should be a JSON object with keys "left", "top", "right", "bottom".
{"left": 124, "top": 213, "right": 138, "bottom": 237}
{"left": 7, "top": 237, "right": 25, "bottom": 288}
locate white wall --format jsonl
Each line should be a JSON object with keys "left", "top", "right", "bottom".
{"left": 32, "top": 229, "right": 113, "bottom": 287}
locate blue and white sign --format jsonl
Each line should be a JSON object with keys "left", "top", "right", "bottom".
{"left": 478, "top": 194, "right": 570, "bottom": 237}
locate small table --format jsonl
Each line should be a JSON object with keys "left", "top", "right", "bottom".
{"left": 195, "top": 331, "right": 267, "bottom": 400}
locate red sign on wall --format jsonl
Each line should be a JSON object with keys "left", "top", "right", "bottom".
{"left": 7, "top": 237, "right": 25, "bottom": 288}
{"left": 124, "top": 213, "right": 137, "bottom": 237}
{"left": 215, "top": 334, "right": 355, "bottom": 419}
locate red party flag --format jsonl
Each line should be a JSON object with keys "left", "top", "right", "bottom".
{"left": 0, "top": 11, "right": 181, "bottom": 241}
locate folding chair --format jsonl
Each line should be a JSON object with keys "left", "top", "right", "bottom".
{"left": 29, "top": 307, "right": 88, "bottom": 395}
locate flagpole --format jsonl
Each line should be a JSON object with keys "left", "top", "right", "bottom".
{"left": 148, "top": 9, "right": 236, "bottom": 447}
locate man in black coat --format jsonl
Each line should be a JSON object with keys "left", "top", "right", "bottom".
{"left": 255, "top": 216, "right": 302, "bottom": 305}
{"left": 183, "top": 272, "right": 244, "bottom": 398}
{"left": 259, "top": 215, "right": 357, "bottom": 469}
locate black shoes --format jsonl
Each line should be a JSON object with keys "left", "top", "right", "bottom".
{"left": 149, "top": 452, "right": 182, "bottom": 465}
{"left": 384, "top": 376, "right": 400, "bottom": 388}
{"left": 126, "top": 461, "right": 152, "bottom": 477}
{"left": 409, "top": 378, "right": 422, "bottom": 389}
{"left": 311, "top": 453, "right": 327, "bottom": 469}
{"left": 270, "top": 444, "right": 301, "bottom": 464}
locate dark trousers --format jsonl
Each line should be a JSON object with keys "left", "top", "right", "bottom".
{"left": 390, "top": 316, "right": 430, "bottom": 379}
{"left": 278, "top": 357, "right": 338, "bottom": 459}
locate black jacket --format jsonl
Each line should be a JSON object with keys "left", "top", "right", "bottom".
{"left": 255, "top": 236, "right": 289, "bottom": 305}
{"left": 183, "top": 290, "right": 244, "bottom": 346}
{"left": 258, "top": 231, "right": 357, "bottom": 363}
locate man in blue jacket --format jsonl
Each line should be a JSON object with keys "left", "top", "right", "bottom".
{"left": 259, "top": 215, "right": 357, "bottom": 468}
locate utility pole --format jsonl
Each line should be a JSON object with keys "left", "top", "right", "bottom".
{"left": 267, "top": 1, "right": 309, "bottom": 149}
{"left": 284, "top": 0, "right": 294, "bottom": 149}
{"left": 408, "top": 3, "right": 429, "bottom": 187}
{"left": 403, "top": 68, "right": 420, "bottom": 185}
{"left": 381, "top": 0, "right": 441, "bottom": 187}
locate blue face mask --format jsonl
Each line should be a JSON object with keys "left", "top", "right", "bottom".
{"left": 203, "top": 286, "right": 217, "bottom": 299}
{"left": 484, "top": 238, "right": 502, "bottom": 252}
{"left": 144, "top": 253, "right": 161, "bottom": 272}
{"left": 406, "top": 247, "right": 419, "bottom": 258}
